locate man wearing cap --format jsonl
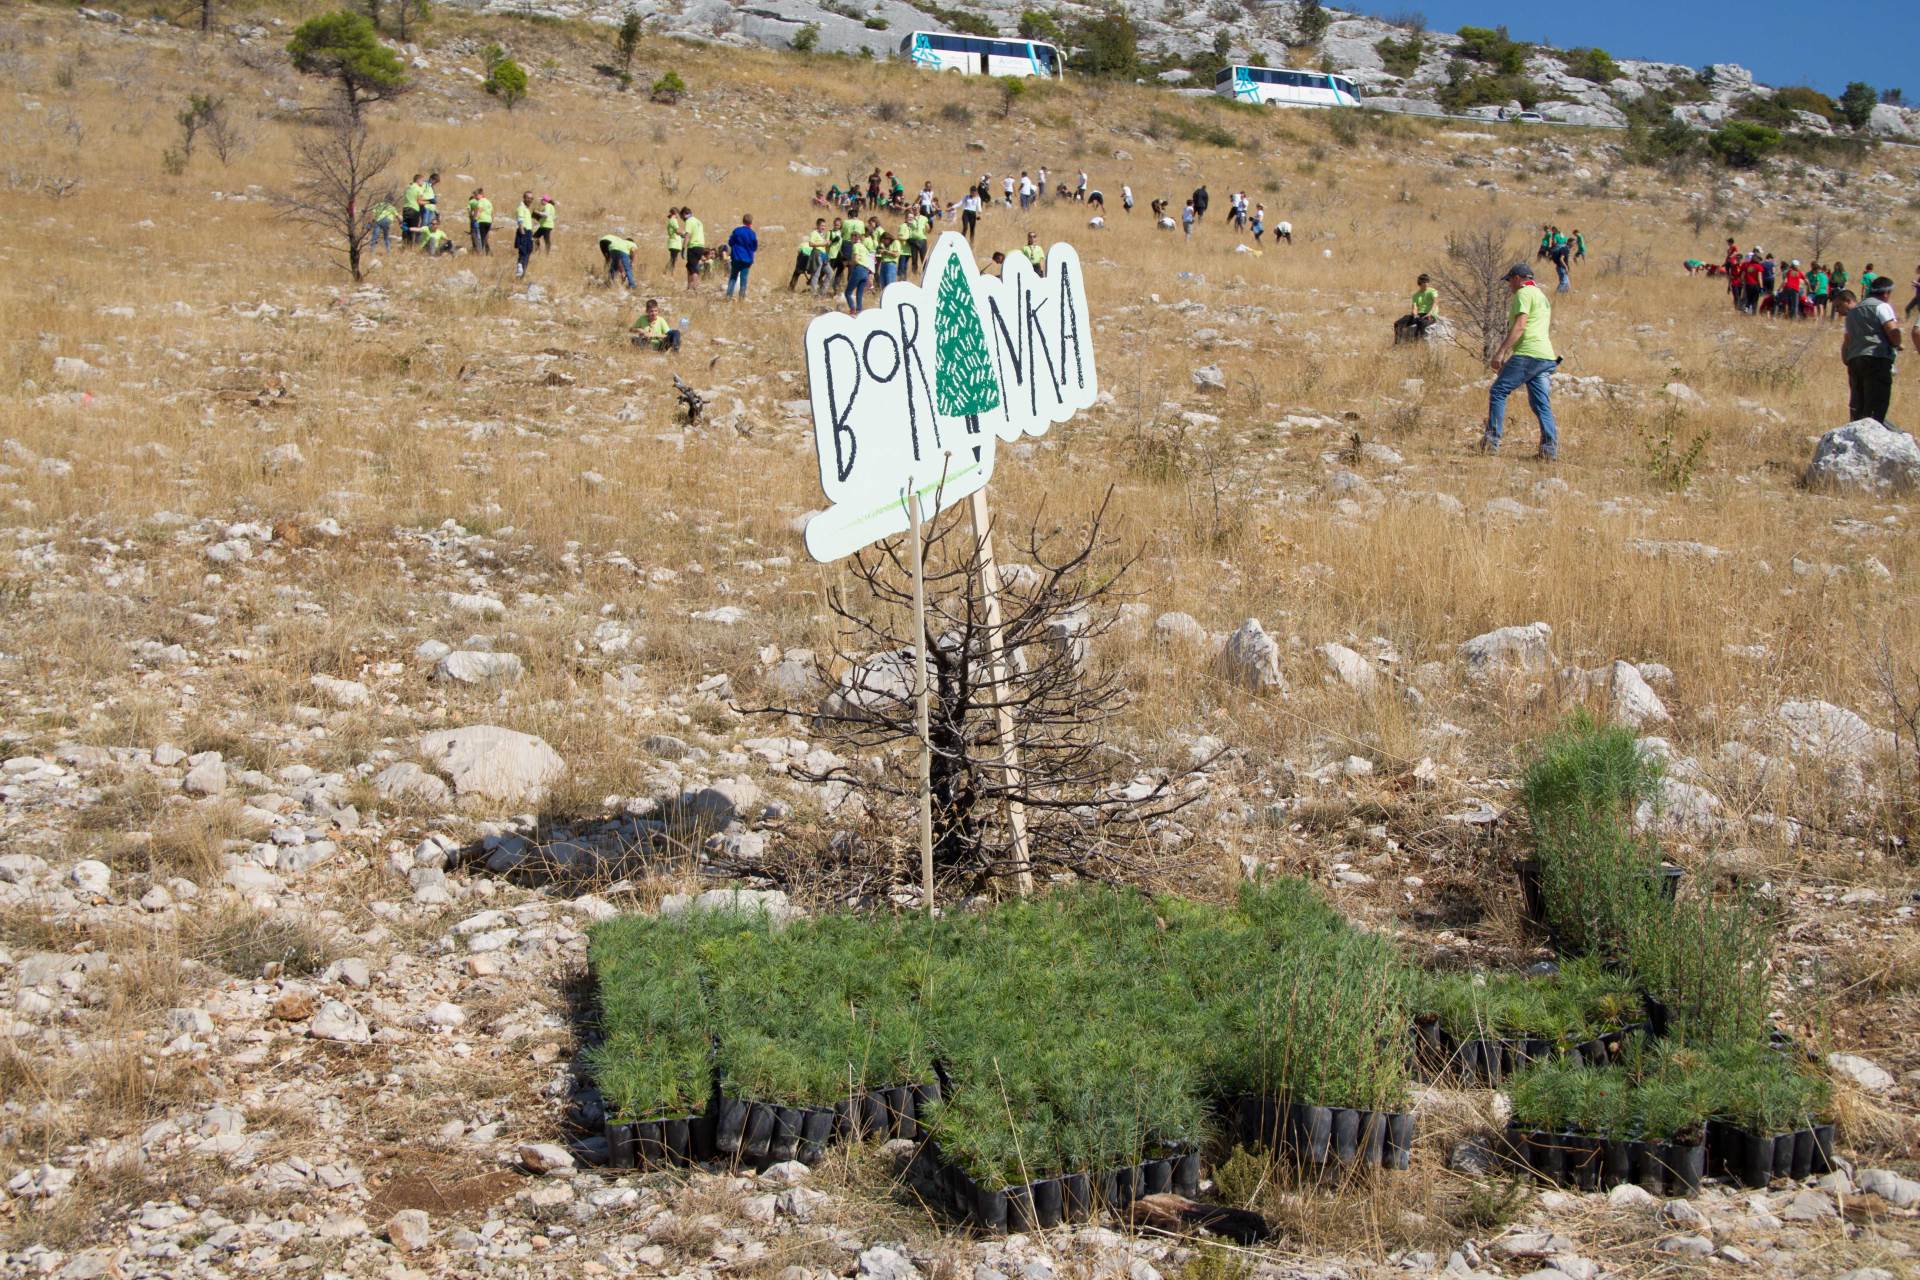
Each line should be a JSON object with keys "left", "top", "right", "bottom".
{"left": 1481, "top": 263, "right": 1558, "bottom": 460}
{"left": 1841, "top": 275, "right": 1903, "bottom": 425}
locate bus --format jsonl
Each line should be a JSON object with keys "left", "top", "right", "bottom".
{"left": 1213, "top": 65, "right": 1360, "bottom": 109}
{"left": 899, "top": 31, "right": 1064, "bottom": 79}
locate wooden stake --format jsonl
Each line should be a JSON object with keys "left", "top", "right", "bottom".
{"left": 908, "top": 490, "right": 935, "bottom": 916}
{"left": 968, "top": 488, "right": 1033, "bottom": 895}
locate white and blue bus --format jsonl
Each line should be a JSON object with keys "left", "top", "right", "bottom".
{"left": 1214, "top": 65, "right": 1360, "bottom": 108}
{"left": 899, "top": 30, "right": 1064, "bottom": 79}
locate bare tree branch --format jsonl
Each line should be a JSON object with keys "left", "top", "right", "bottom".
{"left": 271, "top": 107, "right": 394, "bottom": 282}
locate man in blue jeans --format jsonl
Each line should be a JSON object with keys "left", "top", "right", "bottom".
{"left": 725, "top": 214, "right": 757, "bottom": 300}
{"left": 1482, "top": 263, "right": 1559, "bottom": 460}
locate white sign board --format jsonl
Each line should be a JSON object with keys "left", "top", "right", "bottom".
{"left": 801, "top": 231, "right": 1098, "bottom": 563}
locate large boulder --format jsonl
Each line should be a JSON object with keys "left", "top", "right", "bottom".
{"left": 418, "top": 726, "right": 566, "bottom": 806}
{"left": 817, "top": 650, "right": 923, "bottom": 723}
{"left": 1459, "top": 622, "right": 1554, "bottom": 675}
{"left": 1539, "top": 100, "right": 1628, "bottom": 128}
{"left": 1867, "top": 102, "right": 1920, "bottom": 142}
{"left": 1563, "top": 660, "right": 1670, "bottom": 728}
{"left": 1221, "top": 619, "right": 1286, "bottom": 691}
{"left": 1804, "top": 420, "right": 1920, "bottom": 494}
{"left": 1775, "top": 701, "right": 1895, "bottom": 762}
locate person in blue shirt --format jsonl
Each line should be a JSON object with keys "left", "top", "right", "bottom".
{"left": 725, "top": 214, "right": 758, "bottom": 300}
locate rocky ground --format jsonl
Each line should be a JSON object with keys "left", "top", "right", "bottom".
{"left": 4, "top": 4, "right": 1920, "bottom": 1278}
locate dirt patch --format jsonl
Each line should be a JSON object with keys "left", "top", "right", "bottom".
{"left": 362, "top": 1162, "right": 523, "bottom": 1222}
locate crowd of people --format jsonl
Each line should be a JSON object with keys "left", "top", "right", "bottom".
{"left": 353, "top": 157, "right": 1912, "bottom": 437}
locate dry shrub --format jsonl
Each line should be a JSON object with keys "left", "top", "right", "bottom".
{"left": 184, "top": 903, "right": 337, "bottom": 978}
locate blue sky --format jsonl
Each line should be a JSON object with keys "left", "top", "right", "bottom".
{"left": 1372, "top": 0, "right": 1917, "bottom": 97}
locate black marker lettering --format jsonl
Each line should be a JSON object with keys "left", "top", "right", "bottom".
{"left": 821, "top": 331, "right": 861, "bottom": 483}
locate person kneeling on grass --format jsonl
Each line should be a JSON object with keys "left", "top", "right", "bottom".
{"left": 631, "top": 298, "right": 681, "bottom": 353}
{"left": 421, "top": 225, "right": 453, "bottom": 256}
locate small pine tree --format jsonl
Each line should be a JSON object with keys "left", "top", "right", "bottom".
{"left": 932, "top": 255, "right": 1001, "bottom": 458}
{"left": 485, "top": 55, "right": 527, "bottom": 109}
{"left": 1839, "top": 81, "right": 1878, "bottom": 130}
{"left": 650, "top": 69, "right": 685, "bottom": 103}
{"left": 616, "top": 10, "right": 642, "bottom": 82}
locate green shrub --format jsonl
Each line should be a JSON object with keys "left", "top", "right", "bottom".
{"left": 1438, "top": 58, "right": 1541, "bottom": 111}
{"left": 1068, "top": 10, "right": 1141, "bottom": 78}
{"left": 483, "top": 55, "right": 527, "bottom": 108}
{"left": 1708, "top": 121, "right": 1782, "bottom": 167}
{"left": 1294, "top": 0, "right": 1329, "bottom": 44}
{"left": 1509, "top": 1040, "right": 1828, "bottom": 1141}
{"left": 650, "top": 68, "right": 686, "bottom": 103}
{"left": 1772, "top": 85, "right": 1840, "bottom": 123}
{"left": 1454, "top": 24, "right": 1528, "bottom": 75}
{"left": 1017, "top": 8, "right": 1063, "bottom": 43}
{"left": 1418, "top": 956, "right": 1641, "bottom": 1044}
{"left": 1839, "top": 81, "right": 1878, "bottom": 130}
{"left": 1561, "top": 47, "right": 1619, "bottom": 84}
{"left": 1145, "top": 108, "right": 1241, "bottom": 148}
{"left": 791, "top": 22, "right": 819, "bottom": 52}
{"left": 863, "top": 16, "right": 889, "bottom": 30}
{"left": 1376, "top": 33, "right": 1424, "bottom": 78}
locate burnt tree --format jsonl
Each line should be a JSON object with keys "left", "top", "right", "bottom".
{"left": 745, "top": 492, "right": 1206, "bottom": 897}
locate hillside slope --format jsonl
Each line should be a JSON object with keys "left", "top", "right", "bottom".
{"left": 2, "top": 3, "right": 1918, "bottom": 1277}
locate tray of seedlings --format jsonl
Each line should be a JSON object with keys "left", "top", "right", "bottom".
{"left": 1505, "top": 1046, "right": 1709, "bottom": 1196}
{"left": 589, "top": 879, "right": 1419, "bottom": 1222}
{"left": 1412, "top": 958, "right": 1649, "bottom": 1085}
{"left": 1701, "top": 1042, "right": 1835, "bottom": 1189}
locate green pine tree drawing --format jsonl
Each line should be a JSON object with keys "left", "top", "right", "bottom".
{"left": 932, "top": 253, "right": 1001, "bottom": 461}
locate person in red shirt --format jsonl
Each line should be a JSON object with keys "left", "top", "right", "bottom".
{"left": 1740, "top": 254, "right": 1765, "bottom": 315}
{"left": 1779, "top": 260, "right": 1807, "bottom": 321}
{"left": 1724, "top": 238, "right": 1743, "bottom": 308}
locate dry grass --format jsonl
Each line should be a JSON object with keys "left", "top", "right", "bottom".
{"left": 181, "top": 902, "right": 338, "bottom": 977}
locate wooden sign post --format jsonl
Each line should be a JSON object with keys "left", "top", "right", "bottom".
{"left": 799, "top": 231, "right": 1098, "bottom": 902}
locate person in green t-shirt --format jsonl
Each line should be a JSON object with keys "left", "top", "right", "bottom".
{"left": 368, "top": 198, "right": 398, "bottom": 253}
{"left": 600, "top": 232, "right": 637, "bottom": 288}
{"left": 630, "top": 297, "right": 681, "bottom": 353}
{"left": 421, "top": 225, "right": 451, "bottom": 256}
{"left": 1481, "top": 263, "right": 1559, "bottom": 460}
{"left": 401, "top": 173, "right": 425, "bottom": 247}
{"left": 1396, "top": 273, "right": 1439, "bottom": 343}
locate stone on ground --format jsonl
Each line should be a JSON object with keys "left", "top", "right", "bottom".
{"left": 418, "top": 726, "right": 565, "bottom": 805}
{"left": 1804, "top": 419, "right": 1920, "bottom": 493}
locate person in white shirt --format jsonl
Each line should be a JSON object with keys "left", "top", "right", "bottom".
{"left": 1019, "top": 173, "right": 1037, "bottom": 210}
{"left": 1037, "top": 165, "right": 1049, "bottom": 194}
{"left": 1002, "top": 175, "right": 1015, "bottom": 206}
{"left": 1274, "top": 220, "right": 1292, "bottom": 244}
{"left": 1122, "top": 184, "right": 1134, "bottom": 214}
{"left": 960, "top": 190, "right": 982, "bottom": 243}
{"left": 1076, "top": 170, "right": 1088, "bottom": 201}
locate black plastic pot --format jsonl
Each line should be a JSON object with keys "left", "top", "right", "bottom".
{"left": 1563, "top": 1134, "right": 1600, "bottom": 1190}
{"left": 769, "top": 1107, "right": 803, "bottom": 1162}
{"left": 1663, "top": 1139, "right": 1705, "bottom": 1196}
{"left": 1173, "top": 1151, "right": 1202, "bottom": 1195}
{"left": 1030, "top": 1177, "right": 1063, "bottom": 1228}
{"left": 1768, "top": 1132, "right": 1793, "bottom": 1180}
{"left": 664, "top": 1117, "right": 692, "bottom": 1163}
{"left": 1656, "top": 862, "right": 1685, "bottom": 899}
{"left": 743, "top": 1104, "right": 775, "bottom": 1161}
{"left": 1734, "top": 1129, "right": 1775, "bottom": 1189}
{"left": 1811, "top": 1124, "right": 1835, "bottom": 1174}
{"left": 1098, "top": 1165, "right": 1131, "bottom": 1209}
{"left": 1061, "top": 1172, "right": 1092, "bottom": 1221}
{"left": 1299, "top": 1104, "right": 1333, "bottom": 1163}
{"left": 798, "top": 1108, "right": 833, "bottom": 1164}
{"left": 1629, "top": 1139, "right": 1663, "bottom": 1195}
{"left": 859, "top": 1093, "right": 887, "bottom": 1140}
{"left": 973, "top": 1185, "right": 1008, "bottom": 1232}
{"left": 1367, "top": 1113, "right": 1392, "bottom": 1168}
{"left": 1385, "top": 1113, "right": 1416, "bottom": 1170}
{"left": 1527, "top": 1131, "right": 1565, "bottom": 1184}
{"left": 1331, "top": 1108, "right": 1361, "bottom": 1163}
{"left": 911, "top": 1080, "right": 942, "bottom": 1122}
{"left": 1142, "top": 1158, "right": 1172, "bottom": 1195}
{"left": 1790, "top": 1128, "right": 1815, "bottom": 1180}
{"left": 832, "top": 1098, "right": 855, "bottom": 1141}
{"left": 884, "top": 1086, "right": 913, "bottom": 1139}
{"left": 1516, "top": 857, "right": 1547, "bottom": 929}
{"left": 608, "top": 1122, "right": 636, "bottom": 1169}
{"left": 1005, "top": 1183, "right": 1035, "bottom": 1232}
{"left": 716, "top": 1097, "right": 750, "bottom": 1155}
{"left": 1602, "top": 1138, "right": 1632, "bottom": 1189}
{"left": 635, "top": 1120, "right": 668, "bottom": 1165}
